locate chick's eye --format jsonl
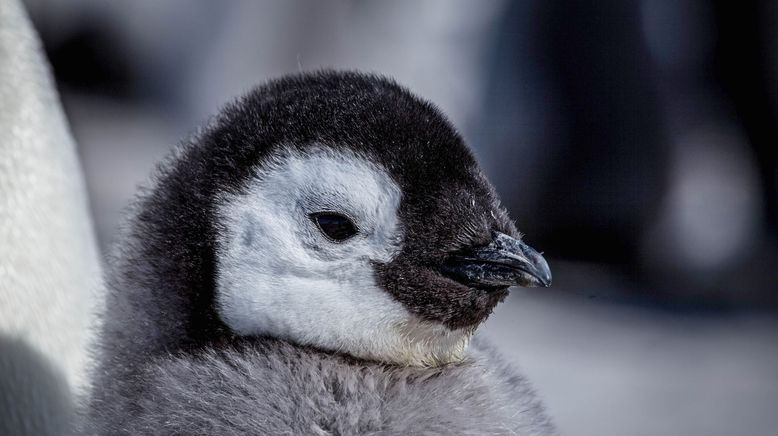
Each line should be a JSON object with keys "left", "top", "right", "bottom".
{"left": 310, "top": 213, "right": 358, "bottom": 242}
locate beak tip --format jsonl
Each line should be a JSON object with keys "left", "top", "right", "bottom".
{"left": 530, "top": 270, "right": 552, "bottom": 288}
{"left": 529, "top": 252, "right": 552, "bottom": 288}
{"left": 540, "top": 265, "right": 552, "bottom": 287}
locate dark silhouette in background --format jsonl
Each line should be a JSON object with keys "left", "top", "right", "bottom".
{"left": 714, "top": 1, "right": 778, "bottom": 245}
{"left": 478, "top": 0, "right": 667, "bottom": 267}
{"left": 477, "top": 0, "right": 777, "bottom": 306}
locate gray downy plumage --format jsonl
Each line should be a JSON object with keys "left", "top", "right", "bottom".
{"left": 125, "top": 338, "right": 552, "bottom": 435}
{"left": 87, "top": 71, "right": 557, "bottom": 435}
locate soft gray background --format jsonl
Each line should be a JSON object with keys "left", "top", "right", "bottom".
{"left": 22, "top": 1, "right": 778, "bottom": 435}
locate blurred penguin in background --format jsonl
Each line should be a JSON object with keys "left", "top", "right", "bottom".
{"left": 0, "top": 0, "right": 102, "bottom": 434}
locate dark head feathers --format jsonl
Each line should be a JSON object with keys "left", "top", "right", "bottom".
{"left": 101, "top": 71, "right": 517, "bottom": 365}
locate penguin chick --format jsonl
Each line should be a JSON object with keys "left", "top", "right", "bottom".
{"left": 88, "top": 71, "right": 555, "bottom": 435}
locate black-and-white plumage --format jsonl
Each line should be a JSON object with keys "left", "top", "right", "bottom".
{"left": 88, "top": 71, "right": 555, "bottom": 435}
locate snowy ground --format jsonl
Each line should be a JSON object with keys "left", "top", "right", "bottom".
{"left": 483, "top": 286, "right": 778, "bottom": 436}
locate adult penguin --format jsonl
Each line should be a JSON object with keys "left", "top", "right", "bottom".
{"left": 88, "top": 71, "right": 556, "bottom": 435}
{"left": 1, "top": 0, "right": 102, "bottom": 434}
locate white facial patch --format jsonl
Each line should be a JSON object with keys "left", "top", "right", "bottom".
{"left": 215, "top": 147, "right": 470, "bottom": 366}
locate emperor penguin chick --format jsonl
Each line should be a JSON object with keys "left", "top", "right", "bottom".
{"left": 88, "top": 71, "right": 556, "bottom": 435}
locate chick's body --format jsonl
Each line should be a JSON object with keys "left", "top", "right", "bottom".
{"left": 88, "top": 71, "right": 555, "bottom": 435}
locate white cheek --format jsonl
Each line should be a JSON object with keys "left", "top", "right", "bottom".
{"left": 215, "top": 147, "right": 469, "bottom": 366}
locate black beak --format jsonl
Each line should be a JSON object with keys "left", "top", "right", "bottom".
{"left": 441, "top": 232, "right": 552, "bottom": 289}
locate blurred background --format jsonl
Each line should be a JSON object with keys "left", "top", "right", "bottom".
{"left": 21, "top": 0, "right": 778, "bottom": 434}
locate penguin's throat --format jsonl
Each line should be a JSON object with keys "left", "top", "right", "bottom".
{"left": 387, "top": 319, "right": 475, "bottom": 367}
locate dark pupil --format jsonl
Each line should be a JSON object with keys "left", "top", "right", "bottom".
{"left": 312, "top": 213, "right": 357, "bottom": 241}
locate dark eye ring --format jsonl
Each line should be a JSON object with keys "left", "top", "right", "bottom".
{"left": 310, "top": 212, "right": 359, "bottom": 242}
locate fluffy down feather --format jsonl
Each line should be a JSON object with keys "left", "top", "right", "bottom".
{"left": 102, "top": 337, "right": 555, "bottom": 435}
